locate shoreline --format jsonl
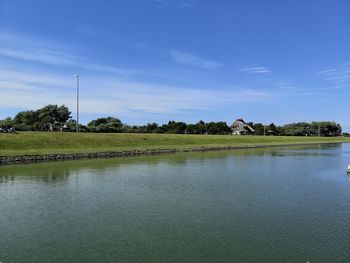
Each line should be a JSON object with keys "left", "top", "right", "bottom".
{"left": 0, "top": 142, "right": 344, "bottom": 166}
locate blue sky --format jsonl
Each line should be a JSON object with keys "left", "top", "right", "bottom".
{"left": 0, "top": 0, "right": 350, "bottom": 130}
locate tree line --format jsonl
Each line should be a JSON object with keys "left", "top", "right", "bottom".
{"left": 248, "top": 122, "right": 342, "bottom": 137}
{"left": 0, "top": 104, "right": 343, "bottom": 137}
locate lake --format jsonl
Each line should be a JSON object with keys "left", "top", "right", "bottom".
{"left": 1, "top": 144, "right": 350, "bottom": 262}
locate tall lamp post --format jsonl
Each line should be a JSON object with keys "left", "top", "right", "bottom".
{"left": 262, "top": 107, "right": 266, "bottom": 136}
{"left": 74, "top": 74, "right": 80, "bottom": 132}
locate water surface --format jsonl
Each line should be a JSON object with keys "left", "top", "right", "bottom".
{"left": 1, "top": 144, "right": 350, "bottom": 262}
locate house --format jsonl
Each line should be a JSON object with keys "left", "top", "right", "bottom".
{"left": 231, "top": 118, "right": 255, "bottom": 135}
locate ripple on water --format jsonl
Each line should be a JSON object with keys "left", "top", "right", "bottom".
{"left": 1, "top": 144, "right": 350, "bottom": 262}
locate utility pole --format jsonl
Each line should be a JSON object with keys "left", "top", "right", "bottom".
{"left": 74, "top": 74, "right": 80, "bottom": 132}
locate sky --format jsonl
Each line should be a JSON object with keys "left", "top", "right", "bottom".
{"left": 0, "top": 0, "right": 350, "bottom": 130}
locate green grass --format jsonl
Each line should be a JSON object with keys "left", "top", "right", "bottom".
{"left": 0, "top": 132, "right": 349, "bottom": 156}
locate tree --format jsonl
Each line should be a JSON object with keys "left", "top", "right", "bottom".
{"left": 12, "top": 105, "right": 71, "bottom": 131}
{"left": 186, "top": 124, "right": 199, "bottom": 134}
{"left": 267, "top": 123, "right": 278, "bottom": 135}
{"left": 87, "top": 117, "right": 123, "bottom": 132}
{"left": 196, "top": 120, "right": 207, "bottom": 134}
{"left": 280, "top": 121, "right": 342, "bottom": 137}
{"left": 13, "top": 111, "right": 36, "bottom": 130}
{"left": 0, "top": 117, "right": 13, "bottom": 127}
{"left": 56, "top": 105, "right": 71, "bottom": 123}
{"left": 253, "top": 123, "right": 264, "bottom": 135}
{"left": 207, "top": 122, "right": 230, "bottom": 135}
{"left": 158, "top": 121, "right": 187, "bottom": 134}
{"left": 146, "top": 123, "right": 159, "bottom": 133}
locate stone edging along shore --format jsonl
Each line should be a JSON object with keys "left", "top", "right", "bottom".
{"left": 0, "top": 142, "right": 342, "bottom": 165}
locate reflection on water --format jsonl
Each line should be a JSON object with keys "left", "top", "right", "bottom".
{"left": 0, "top": 144, "right": 344, "bottom": 182}
{"left": 1, "top": 143, "right": 350, "bottom": 263}
{"left": 0, "top": 175, "right": 15, "bottom": 183}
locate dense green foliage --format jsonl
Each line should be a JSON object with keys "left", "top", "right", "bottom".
{"left": 281, "top": 122, "right": 342, "bottom": 137}
{"left": 1, "top": 105, "right": 71, "bottom": 131}
{"left": 248, "top": 121, "right": 342, "bottom": 137}
{"left": 87, "top": 117, "right": 123, "bottom": 133}
{"left": 0, "top": 105, "right": 344, "bottom": 136}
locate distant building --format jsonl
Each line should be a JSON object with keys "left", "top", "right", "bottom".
{"left": 231, "top": 118, "right": 255, "bottom": 135}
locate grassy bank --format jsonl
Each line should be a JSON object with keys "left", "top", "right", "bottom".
{"left": 1, "top": 132, "right": 350, "bottom": 156}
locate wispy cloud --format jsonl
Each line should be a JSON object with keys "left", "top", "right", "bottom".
{"left": 0, "top": 47, "right": 85, "bottom": 67}
{"left": 76, "top": 26, "right": 107, "bottom": 38}
{"left": 0, "top": 33, "right": 131, "bottom": 75}
{"left": 0, "top": 67, "right": 267, "bottom": 116}
{"left": 318, "top": 68, "right": 338, "bottom": 74}
{"left": 178, "top": 0, "right": 196, "bottom": 8}
{"left": 0, "top": 47, "right": 130, "bottom": 76}
{"left": 113, "top": 39, "right": 148, "bottom": 50}
{"left": 0, "top": 32, "right": 267, "bottom": 119}
{"left": 76, "top": 26, "right": 148, "bottom": 50}
{"left": 241, "top": 66, "right": 272, "bottom": 74}
{"left": 153, "top": 0, "right": 197, "bottom": 8}
{"left": 170, "top": 50, "right": 221, "bottom": 69}
{"left": 0, "top": 69, "right": 71, "bottom": 89}
{"left": 318, "top": 64, "right": 350, "bottom": 87}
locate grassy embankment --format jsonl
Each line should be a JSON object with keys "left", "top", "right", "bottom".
{"left": 0, "top": 132, "right": 350, "bottom": 156}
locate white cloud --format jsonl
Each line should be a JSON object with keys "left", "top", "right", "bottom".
{"left": 113, "top": 39, "right": 148, "bottom": 50}
{"left": 318, "top": 65, "right": 350, "bottom": 85}
{"left": 0, "top": 67, "right": 267, "bottom": 116}
{"left": 153, "top": 0, "right": 197, "bottom": 8}
{"left": 0, "top": 33, "right": 131, "bottom": 76}
{"left": 0, "top": 46, "right": 132, "bottom": 76}
{"left": 318, "top": 68, "right": 337, "bottom": 74}
{"left": 0, "top": 32, "right": 268, "bottom": 119}
{"left": 76, "top": 27, "right": 148, "bottom": 50}
{"left": 241, "top": 66, "right": 271, "bottom": 74}
{"left": 178, "top": 0, "right": 196, "bottom": 8}
{"left": 317, "top": 64, "right": 350, "bottom": 92}
{"left": 0, "top": 47, "right": 83, "bottom": 66}
{"left": 0, "top": 69, "right": 71, "bottom": 89}
{"left": 76, "top": 26, "right": 107, "bottom": 38}
{"left": 170, "top": 50, "right": 221, "bottom": 69}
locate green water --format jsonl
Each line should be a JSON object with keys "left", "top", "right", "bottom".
{"left": 1, "top": 144, "right": 350, "bottom": 262}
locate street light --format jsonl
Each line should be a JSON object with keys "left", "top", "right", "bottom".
{"left": 262, "top": 107, "right": 266, "bottom": 136}
{"left": 74, "top": 74, "right": 80, "bottom": 132}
